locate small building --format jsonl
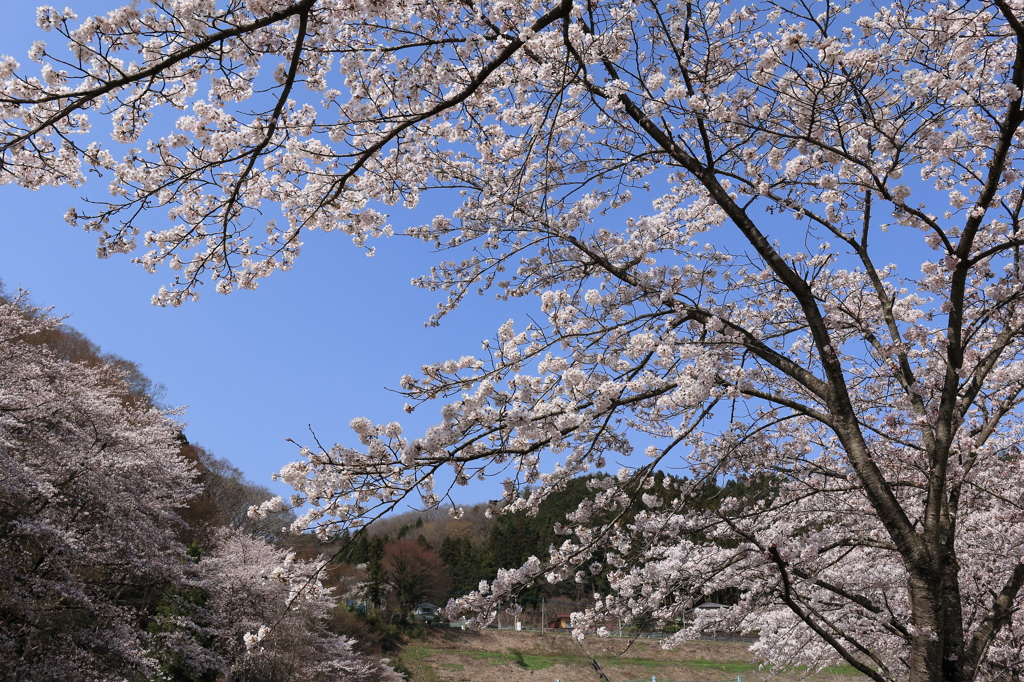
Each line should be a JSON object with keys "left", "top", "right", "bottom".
{"left": 547, "top": 613, "right": 572, "bottom": 629}
{"left": 413, "top": 602, "right": 442, "bottom": 623}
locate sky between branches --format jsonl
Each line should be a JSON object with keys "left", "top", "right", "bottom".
{"left": 0, "top": 0, "right": 539, "bottom": 505}
{"left": 0, "top": 0, "right": 936, "bottom": 508}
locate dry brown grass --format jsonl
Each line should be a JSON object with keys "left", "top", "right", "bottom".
{"left": 393, "top": 629, "right": 864, "bottom": 682}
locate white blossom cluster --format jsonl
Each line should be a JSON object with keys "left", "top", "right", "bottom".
{"left": 202, "top": 529, "right": 404, "bottom": 682}
{"left": 7, "top": 0, "right": 1024, "bottom": 680}
{"left": 0, "top": 292, "right": 199, "bottom": 680}
{"left": 0, "top": 294, "right": 404, "bottom": 681}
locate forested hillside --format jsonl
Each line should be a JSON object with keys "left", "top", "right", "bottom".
{"left": 332, "top": 471, "right": 768, "bottom": 626}
{"left": 0, "top": 286, "right": 402, "bottom": 682}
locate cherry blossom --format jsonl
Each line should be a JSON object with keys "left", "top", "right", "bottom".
{"left": 0, "top": 292, "right": 199, "bottom": 681}
{"left": 6, "top": 1, "right": 1024, "bottom": 682}
{"left": 200, "top": 529, "right": 404, "bottom": 682}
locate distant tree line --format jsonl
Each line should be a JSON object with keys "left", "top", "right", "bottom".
{"left": 334, "top": 470, "right": 773, "bottom": 620}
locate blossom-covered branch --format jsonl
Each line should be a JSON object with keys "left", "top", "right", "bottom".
{"left": 7, "top": 1, "right": 1024, "bottom": 681}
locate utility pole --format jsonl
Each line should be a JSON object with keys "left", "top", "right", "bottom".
{"left": 541, "top": 598, "right": 545, "bottom": 634}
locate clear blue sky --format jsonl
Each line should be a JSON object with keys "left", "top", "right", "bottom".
{"left": 0, "top": 0, "right": 940, "bottom": 510}
{"left": 0, "top": 0, "right": 527, "bottom": 505}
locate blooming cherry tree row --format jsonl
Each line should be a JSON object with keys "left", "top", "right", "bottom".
{"left": 0, "top": 291, "right": 404, "bottom": 680}
{"left": 0, "top": 293, "right": 199, "bottom": 680}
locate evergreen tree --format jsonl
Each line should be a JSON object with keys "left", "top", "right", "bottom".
{"left": 363, "top": 536, "right": 388, "bottom": 610}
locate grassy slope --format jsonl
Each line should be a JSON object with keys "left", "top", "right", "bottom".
{"left": 392, "top": 629, "right": 863, "bottom": 682}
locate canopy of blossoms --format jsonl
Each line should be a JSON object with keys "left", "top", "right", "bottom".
{"left": 4, "top": 1, "right": 1024, "bottom": 682}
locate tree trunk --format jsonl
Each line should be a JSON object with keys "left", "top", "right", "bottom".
{"left": 908, "top": 549, "right": 965, "bottom": 682}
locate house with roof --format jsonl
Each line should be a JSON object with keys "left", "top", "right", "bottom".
{"left": 413, "top": 602, "right": 442, "bottom": 623}
{"left": 547, "top": 613, "right": 572, "bottom": 629}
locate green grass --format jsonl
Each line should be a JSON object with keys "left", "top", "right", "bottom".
{"left": 401, "top": 645, "right": 756, "bottom": 674}
{"left": 735, "top": 662, "right": 862, "bottom": 677}
{"left": 680, "top": 658, "right": 861, "bottom": 677}
{"left": 395, "top": 646, "right": 441, "bottom": 682}
{"left": 507, "top": 647, "right": 530, "bottom": 668}
{"left": 822, "top": 665, "right": 862, "bottom": 677}
{"left": 397, "top": 642, "right": 864, "bottom": 680}
{"left": 684, "top": 658, "right": 762, "bottom": 673}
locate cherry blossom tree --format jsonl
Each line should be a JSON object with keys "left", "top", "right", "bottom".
{"left": 0, "top": 292, "right": 199, "bottom": 681}
{"left": 0, "top": 292, "right": 404, "bottom": 681}
{"left": 5, "top": 1, "right": 1024, "bottom": 682}
{"left": 199, "top": 529, "right": 404, "bottom": 682}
